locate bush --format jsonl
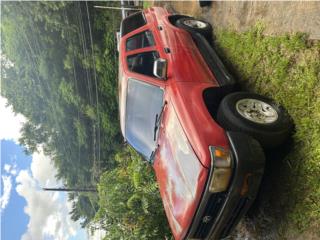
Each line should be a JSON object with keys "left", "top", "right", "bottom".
{"left": 94, "top": 147, "right": 172, "bottom": 240}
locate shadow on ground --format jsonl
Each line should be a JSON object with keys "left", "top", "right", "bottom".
{"left": 227, "top": 137, "right": 295, "bottom": 240}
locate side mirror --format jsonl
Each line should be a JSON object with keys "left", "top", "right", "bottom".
{"left": 153, "top": 58, "right": 167, "bottom": 80}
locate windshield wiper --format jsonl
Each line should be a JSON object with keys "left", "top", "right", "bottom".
{"left": 149, "top": 144, "right": 159, "bottom": 163}
{"left": 153, "top": 101, "right": 167, "bottom": 141}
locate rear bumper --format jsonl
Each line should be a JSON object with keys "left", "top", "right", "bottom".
{"left": 185, "top": 132, "right": 265, "bottom": 240}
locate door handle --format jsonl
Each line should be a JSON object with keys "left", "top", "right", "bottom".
{"left": 164, "top": 48, "right": 171, "bottom": 53}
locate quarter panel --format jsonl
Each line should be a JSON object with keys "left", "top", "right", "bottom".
{"left": 169, "top": 82, "right": 230, "bottom": 168}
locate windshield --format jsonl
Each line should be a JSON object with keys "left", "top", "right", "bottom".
{"left": 125, "top": 78, "right": 164, "bottom": 159}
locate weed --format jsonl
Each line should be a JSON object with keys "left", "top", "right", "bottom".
{"left": 215, "top": 24, "right": 320, "bottom": 238}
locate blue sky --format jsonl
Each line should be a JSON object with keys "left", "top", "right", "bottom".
{"left": 1, "top": 140, "right": 88, "bottom": 240}
{"left": 1, "top": 140, "right": 30, "bottom": 240}
{"left": 0, "top": 96, "right": 96, "bottom": 240}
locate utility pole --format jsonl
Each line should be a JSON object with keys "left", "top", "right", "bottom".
{"left": 43, "top": 187, "right": 97, "bottom": 193}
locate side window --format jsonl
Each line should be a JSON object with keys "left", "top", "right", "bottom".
{"left": 127, "top": 51, "right": 159, "bottom": 77}
{"left": 126, "top": 31, "right": 155, "bottom": 51}
{"left": 121, "top": 12, "right": 146, "bottom": 36}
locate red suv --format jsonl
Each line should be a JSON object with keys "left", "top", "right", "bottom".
{"left": 118, "top": 7, "right": 292, "bottom": 240}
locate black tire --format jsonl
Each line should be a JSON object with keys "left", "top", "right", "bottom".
{"left": 217, "top": 92, "right": 293, "bottom": 148}
{"left": 199, "top": 0, "right": 212, "bottom": 7}
{"left": 176, "top": 17, "right": 212, "bottom": 38}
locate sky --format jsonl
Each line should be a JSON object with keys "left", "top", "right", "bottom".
{"left": 0, "top": 96, "right": 104, "bottom": 240}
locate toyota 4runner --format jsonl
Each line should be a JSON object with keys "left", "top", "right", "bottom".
{"left": 118, "top": 7, "right": 292, "bottom": 240}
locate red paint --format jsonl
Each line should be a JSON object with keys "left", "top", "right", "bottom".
{"left": 118, "top": 7, "right": 230, "bottom": 240}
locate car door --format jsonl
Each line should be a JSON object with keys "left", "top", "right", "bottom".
{"left": 123, "top": 26, "right": 168, "bottom": 87}
{"left": 141, "top": 10, "right": 213, "bottom": 83}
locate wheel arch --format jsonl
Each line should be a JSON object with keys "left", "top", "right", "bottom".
{"left": 202, "top": 86, "right": 236, "bottom": 121}
{"left": 167, "top": 14, "right": 191, "bottom": 26}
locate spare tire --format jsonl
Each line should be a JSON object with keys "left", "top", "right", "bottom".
{"left": 199, "top": 0, "right": 212, "bottom": 7}
{"left": 217, "top": 92, "right": 293, "bottom": 148}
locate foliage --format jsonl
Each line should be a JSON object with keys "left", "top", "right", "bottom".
{"left": 94, "top": 146, "right": 172, "bottom": 240}
{"left": 1, "top": 1, "right": 122, "bottom": 227}
{"left": 143, "top": 1, "right": 153, "bottom": 9}
{"left": 215, "top": 25, "right": 320, "bottom": 237}
{"left": 1, "top": 3, "right": 171, "bottom": 237}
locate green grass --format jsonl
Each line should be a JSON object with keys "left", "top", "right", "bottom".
{"left": 143, "top": 1, "right": 152, "bottom": 9}
{"left": 214, "top": 24, "right": 320, "bottom": 238}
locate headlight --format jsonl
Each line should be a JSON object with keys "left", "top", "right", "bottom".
{"left": 208, "top": 146, "right": 232, "bottom": 193}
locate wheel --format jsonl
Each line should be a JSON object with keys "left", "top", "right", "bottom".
{"left": 217, "top": 92, "right": 293, "bottom": 148}
{"left": 176, "top": 17, "right": 212, "bottom": 38}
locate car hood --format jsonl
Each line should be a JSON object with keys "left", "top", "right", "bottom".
{"left": 153, "top": 103, "right": 208, "bottom": 240}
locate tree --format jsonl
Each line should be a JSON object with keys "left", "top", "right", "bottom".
{"left": 1, "top": 1, "right": 122, "bottom": 226}
{"left": 1, "top": 2, "right": 172, "bottom": 237}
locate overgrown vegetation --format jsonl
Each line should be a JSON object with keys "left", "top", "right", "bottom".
{"left": 1, "top": 0, "right": 121, "bottom": 226}
{"left": 215, "top": 24, "right": 320, "bottom": 238}
{"left": 1, "top": 2, "right": 171, "bottom": 239}
{"left": 94, "top": 147, "right": 171, "bottom": 239}
{"left": 143, "top": 1, "right": 153, "bottom": 9}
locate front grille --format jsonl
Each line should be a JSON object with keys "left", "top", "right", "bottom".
{"left": 192, "top": 192, "right": 226, "bottom": 239}
{"left": 220, "top": 197, "right": 249, "bottom": 238}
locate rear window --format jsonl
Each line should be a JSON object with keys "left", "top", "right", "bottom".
{"left": 121, "top": 11, "right": 146, "bottom": 37}
{"left": 126, "top": 30, "right": 155, "bottom": 51}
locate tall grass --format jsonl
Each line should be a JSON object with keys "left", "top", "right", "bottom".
{"left": 215, "top": 25, "right": 320, "bottom": 237}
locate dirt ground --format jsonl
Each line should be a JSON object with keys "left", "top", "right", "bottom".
{"left": 155, "top": 1, "right": 320, "bottom": 39}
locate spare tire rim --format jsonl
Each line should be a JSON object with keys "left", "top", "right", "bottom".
{"left": 236, "top": 99, "right": 278, "bottom": 124}
{"left": 183, "top": 19, "right": 207, "bottom": 29}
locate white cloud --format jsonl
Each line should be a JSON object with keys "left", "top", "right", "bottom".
{"left": 0, "top": 96, "right": 83, "bottom": 239}
{"left": 4, "top": 164, "right": 11, "bottom": 173}
{"left": 4, "top": 163, "right": 18, "bottom": 176}
{"left": 88, "top": 228, "right": 106, "bottom": 240}
{"left": 31, "top": 151, "right": 58, "bottom": 186}
{"left": 10, "top": 168, "right": 17, "bottom": 176}
{"left": 0, "top": 175, "right": 12, "bottom": 210}
{"left": 0, "top": 96, "right": 26, "bottom": 143}
{"left": 15, "top": 151, "right": 80, "bottom": 240}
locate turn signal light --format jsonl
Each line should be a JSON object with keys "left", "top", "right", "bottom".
{"left": 208, "top": 146, "right": 232, "bottom": 193}
{"left": 209, "top": 146, "right": 232, "bottom": 168}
